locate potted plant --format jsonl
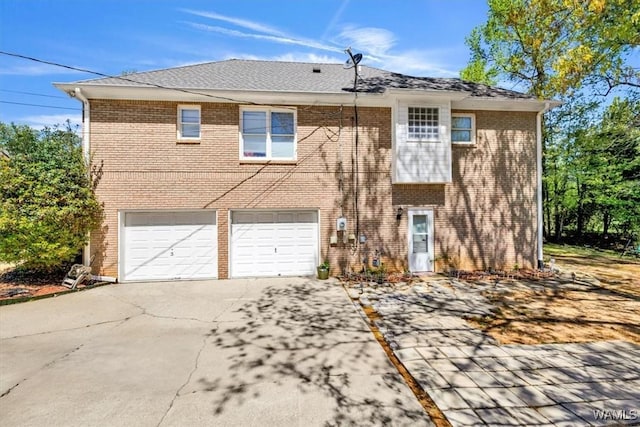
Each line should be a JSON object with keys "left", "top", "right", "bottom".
{"left": 317, "top": 260, "right": 330, "bottom": 280}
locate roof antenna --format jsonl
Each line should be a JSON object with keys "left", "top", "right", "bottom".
{"left": 343, "top": 47, "right": 362, "bottom": 69}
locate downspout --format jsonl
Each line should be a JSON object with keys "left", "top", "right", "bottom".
{"left": 536, "top": 102, "right": 550, "bottom": 269}
{"left": 72, "top": 88, "right": 92, "bottom": 266}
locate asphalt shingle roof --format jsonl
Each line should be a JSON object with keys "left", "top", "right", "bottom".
{"left": 74, "top": 59, "right": 535, "bottom": 100}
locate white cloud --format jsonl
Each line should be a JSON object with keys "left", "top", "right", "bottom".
{"left": 379, "top": 50, "right": 460, "bottom": 77}
{"left": 221, "top": 51, "right": 343, "bottom": 64}
{"left": 179, "top": 10, "right": 462, "bottom": 77}
{"left": 185, "top": 22, "right": 343, "bottom": 54}
{"left": 181, "top": 9, "right": 288, "bottom": 37}
{"left": 272, "top": 53, "right": 343, "bottom": 64}
{"left": 17, "top": 114, "right": 81, "bottom": 130}
{"left": 338, "top": 26, "right": 396, "bottom": 57}
{"left": 322, "top": 0, "right": 351, "bottom": 40}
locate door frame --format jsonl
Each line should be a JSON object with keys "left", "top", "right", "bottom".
{"left": 407, "top": 208, "right": 434, "bottom": 272}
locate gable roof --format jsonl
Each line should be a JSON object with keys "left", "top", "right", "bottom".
{"left": 63, "top": 59, "right": 535, "bottom": 100}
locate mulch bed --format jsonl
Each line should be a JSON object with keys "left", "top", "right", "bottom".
{"left": 0, "top": 266, "right": 110, "bottom": 304}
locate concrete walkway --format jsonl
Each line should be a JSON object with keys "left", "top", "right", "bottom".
{"left": 363, "top": 279, "right": 640, "bottom": 426}
{"left": 0, "top": 278, "right": 432, "bottom": 426}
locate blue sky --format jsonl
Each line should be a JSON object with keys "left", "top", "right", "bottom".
{"left": 0, "top": 0, "right": 489, "bottom": 129}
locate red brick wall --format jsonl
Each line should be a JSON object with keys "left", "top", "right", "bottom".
{"left": 88, "top": 100, "right": 537, "bottom": 278}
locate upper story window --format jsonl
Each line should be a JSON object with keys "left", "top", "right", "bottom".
{"left": 241, "top": 107, "right": 296, "bottom": 160}
{"left": 178, "top": 105, "right": 201, "bottom": 140}
{"left": 408, "top": 107, "right": 439, "bottom": 141}
{"left": 451, "top": 113, "right": 475, "bottom": 144}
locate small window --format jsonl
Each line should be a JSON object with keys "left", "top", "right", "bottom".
{"left": 178, "top": 105, "right": 200, "bottom": 140}
{"left": 451, "top": 113, "right": 475, "bottom": 144}
{"left": 408, "top": 107, "right": 439, "bottom": 141}
{"left": 240, "top": 107, "right": 296, "bottom": 160}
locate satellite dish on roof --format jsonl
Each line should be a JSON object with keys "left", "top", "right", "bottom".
{"left": 343, "top": 52, "right": 362, "bottom": 69}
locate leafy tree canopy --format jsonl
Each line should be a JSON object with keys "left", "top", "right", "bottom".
{"left": 0, "top": 122, "right": 102, "bottom": 270}
{"left": 462, "top": 0, "right": 640, "bottom": 97}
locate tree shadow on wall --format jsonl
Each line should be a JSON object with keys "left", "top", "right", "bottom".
{"left": 446, "top": 125, "right": 538, "bottom": 271}
{"left": 196, "top": 280, "right": 431, "bottom": 426}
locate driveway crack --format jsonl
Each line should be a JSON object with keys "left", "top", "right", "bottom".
{"left": 0, "top": 345, "right": 83, "bottom": 399}
{"left": 3, "top": 317, "right": 134, "bottom": 340}
{"left": 108, "top": 295, "right": 217, "bottom": 325}
{"left": 156, "top": 333, "right": 210, "bottom": 426}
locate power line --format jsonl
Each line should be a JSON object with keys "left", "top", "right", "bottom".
{"left": 0, "top": 100, "right": 80, "bottom": 111}
{"left": 0, "top": 88, "right": 68, "bottom": 99}
{"left": 0, "top": 51, "right": 358, "bottom": 116}
{"left": 0, "top": 50, "right": 277, "bottom": 107}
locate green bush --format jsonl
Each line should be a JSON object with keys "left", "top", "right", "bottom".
{"left": 0, "top": 122, "right": 102, "bottom": 270}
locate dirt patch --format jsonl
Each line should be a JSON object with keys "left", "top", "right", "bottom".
{"left": 469, "top": 283, "right": 640, "bottom": 345}
{"left": 467, "top": 248, "right": 640, "bottom": 345}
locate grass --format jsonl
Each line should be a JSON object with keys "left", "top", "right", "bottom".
{"left": 544, "top": 242, "right": 635, "bottom": 260}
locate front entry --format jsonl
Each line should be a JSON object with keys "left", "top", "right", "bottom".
{"left": 408, "top": 209, "right": 434, "bottom": 272}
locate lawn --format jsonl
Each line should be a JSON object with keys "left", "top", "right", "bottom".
{"left": 466, "top": 243, "right": 640, "bottom": 345}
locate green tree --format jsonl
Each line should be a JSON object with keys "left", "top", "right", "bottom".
{"left": 0, "top": 122, "right": 102, "bottom": 270}
{"left": 544, "top": 96, "right": 600, "bottom": 239}
{"left": 460, "top": 28, "right": 499, "bottom": 85}
{"left": 583, "top": 97, "right": 640, "bottom": 238}
{"left": 461, "top": 0, "right": 640, "bottom": 97}
{"left": 543, "top": 96, "right": 640, "bottom": 241}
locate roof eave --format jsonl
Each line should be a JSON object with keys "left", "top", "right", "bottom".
{"left": 452, "top": 97, "right": 561, "bottom": 112}
{"left": 53, "top": 83, "right": 391, "bottom": 107}
{"left": 53, "top": 82, "right": 561, "bottom": 112}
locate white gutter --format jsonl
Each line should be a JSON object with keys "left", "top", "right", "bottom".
{"left": 72, "top": 88, "right": 92, "bottom": 266}
{"left": 536, "top": 102, "right": 551, "bottom": 268}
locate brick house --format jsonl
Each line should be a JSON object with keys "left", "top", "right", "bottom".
{"left": 55, "top": 59, "right": 556, "bottom": 281}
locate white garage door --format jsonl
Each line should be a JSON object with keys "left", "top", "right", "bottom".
{"left": 231, "top": 210, "right": 318, "bottom": 278}
{"left": 122, "top": 211, "right": 217, "bottom": 281}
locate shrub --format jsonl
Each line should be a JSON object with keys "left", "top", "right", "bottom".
{"left": 0, "top": 122, "right": 102, "bottom": 270}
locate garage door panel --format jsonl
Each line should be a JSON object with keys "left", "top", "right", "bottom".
{"left": 231, "top": 210, "right": 318, "bottom": 278}
{"left": 122, "top": 211, "right": 217, "bottom": 281}
{"left": 276, "top": 212, "right": 295, "bottom": 223}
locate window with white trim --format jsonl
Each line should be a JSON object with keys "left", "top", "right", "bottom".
{"left": 240, "top": 107, "right": 296, "bottom": 160}
{"left": 177, "top": 105, "right": 200, "bottom": 140}
{"left": 408, "top": 107, "right": 439, "bottom": 141}
{"left": 451, "top": 113, "right": 475, "bottom": 144}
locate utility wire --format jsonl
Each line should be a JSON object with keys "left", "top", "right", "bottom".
{"left": 0, "top": 88, "right": 68, "bottom": 99}
{"left": 0, "top": 51, "right": 361, "bottom": 116}
{"left": 0, "top": 51, "right": 341, "bottom": 112}
{"left": 0, "top": 100, "right": 80, "bottom": 111}
{"left": 0, "top": 50, "right": 270, "bottom": 106}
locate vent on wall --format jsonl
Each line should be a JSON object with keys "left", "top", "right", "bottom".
{"left": 312, "top": 67, "right": 321, "bottom": 73}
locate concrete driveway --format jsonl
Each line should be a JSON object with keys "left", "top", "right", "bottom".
{"left": 0, "top": 277, "right": 432, "bottom": 426}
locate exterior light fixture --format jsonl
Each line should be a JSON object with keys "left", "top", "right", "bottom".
{"left": 396, "top": 207, "right": 404, "bottom": 221}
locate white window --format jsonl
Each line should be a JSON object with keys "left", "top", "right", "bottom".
{"left": 178, "top": 105, "right": 201, "bottom": 140}
{"left": 451, "top": 113, "right": 475, "bottom": 144}
{"left": 408, "top": 107, "right": 439, "bottom": 141}
{"left": 240, "top": 107, "right": 296, "bottom": 160}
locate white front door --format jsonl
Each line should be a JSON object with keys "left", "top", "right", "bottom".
{"left": 408, "top": 209, "right": 434, "bottom": 272}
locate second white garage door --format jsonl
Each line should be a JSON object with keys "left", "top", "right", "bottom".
{"left": 231, "top": 210, "right": 319, "bottom": 278}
